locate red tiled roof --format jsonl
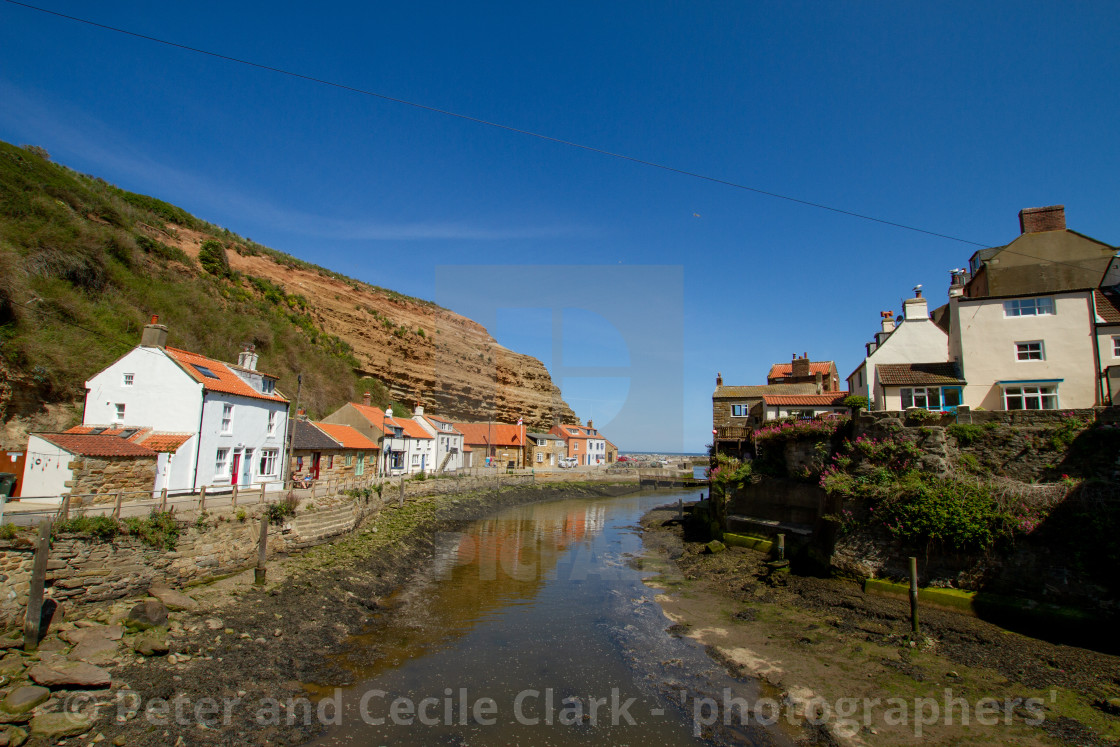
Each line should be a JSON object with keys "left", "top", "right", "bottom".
{"left": 768, "top": 361, "right": 835, "bottom": 378}
{"left": 423, "top": 415, "right": 463, "bottom": 435}
{"left": 39, "top": 433, "right": 156, "bottom": 458}
{"left": 164, "top": 347, "right": 287, "bottom": 403}
{"left": 761, "top": 392, "right": 849, "bottom": 406}
{"left": 313, "top": 422, "right": 379, "bottom": 450}
{"left": 1096, "top": 289, "right": 1120, "bottom": 324}
{"left": 876, "top": 363, "right": 965, "bottom": 386}
{"left": 135, "top": 433, "right": 193, "bottom": 452}
{"left": 66, "top": 426, "right": 192, "bottom": 453}
{"left": 453, "top": 422, "right": 525, "bottom": 447}
{"left": 556, "top": 424, "right": 603, "bottom": 439}
{"left": 348, "top": 403, "right": 394, "bottom": 434}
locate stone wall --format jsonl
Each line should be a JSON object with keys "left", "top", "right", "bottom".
{"left": 66, "top": 454, "right": 157, "bottom": 503}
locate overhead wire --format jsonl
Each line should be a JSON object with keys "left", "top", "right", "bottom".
{"left": 3, "top": 0, "right": 1117, "bottom": 276}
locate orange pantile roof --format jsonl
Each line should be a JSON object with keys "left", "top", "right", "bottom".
{"left": 164, "top": 347, "right": 287, "bottom": 403}
{"left": 348, "top": 402, "right": 395, "bottom": 434}
{"left": 761, "top": 392, "right": 849, "bottom": 406}
{"left": 556, "top": 424, "right": 603, "bottom": 439}
{"left": 135, "top": 433, "right": 194, "bottom": 452}
{"left": 423, "top": 415, "right": 463, "bottom": 435}
{"left": 768, "top": 361, "right": 835, "bottom": 378}
{"left": 66, "top": 426, "right": 193, "bottom": 453}
{"left": 385, "top": 414, "right": 434, "bottom": 440}
{"left": 313, "top": 422, "right": 379, "bottom": 450}
{"left": 453, "top": 422, "right": 526, "bottom": 447}
{"left": 39, "top": 433, "right": 155, "bottom": 458}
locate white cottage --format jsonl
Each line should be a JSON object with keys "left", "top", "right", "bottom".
{"left": 77, "top": 318, "right": 289, "bottom": 493}
{"left": 413, "top": 408, "right": 464, "bottom": 473}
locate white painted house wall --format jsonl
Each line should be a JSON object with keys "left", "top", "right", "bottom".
{"left": 414, "top": 415, "right": 464, "bottom": 472}
{"left": 849, "top": 295, "right": 950, "bottom": 409}
{"left": 950, "top": 291, "right": 1098, "bottom": 410}
{"left": 194, "top": 392, "right": 288, "bottom": 489}
{"left": 20, "top": 435, "right": 74, "bottom": 498}
{"left": 84, "top": 348, "right": 203, "bottom": 432}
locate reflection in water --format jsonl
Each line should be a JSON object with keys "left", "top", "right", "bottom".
{"left": 307, "top": 492, "right": 789, "bottom": 746}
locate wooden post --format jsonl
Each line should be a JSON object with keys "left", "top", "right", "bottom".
{"left": 24, "top": 520, "right": 51, "bottom": 651}
{"left": 199, "top": 485, "right": 207, "bottom": 512}
{"left": 678, "top": 498, "right": 683, "bottom": 521}
{"left": 777, "top": 533, "right": 786, "bottom": 561}
{"left": 112, "top": 492, "right": 123, "bottom": 520}
{"left": 231, "top": 485, "right": 239, "bottom": 509}
{"left": 159, "top": 488, "right": 168, "bottom": 513}
{"left": 59, "top": 495, "right": 71, "bottom": 522}
{"left": 398, "top": 478, "right": 404, "bottom": 507}
{"left": 255, "top": 513, "right": 269, "bottom": 585}
{"left": 260, "top": 483, "right": 266, "bottom": 504}
{"left": 908, "top": 556, "right": 920, "bottom": 635}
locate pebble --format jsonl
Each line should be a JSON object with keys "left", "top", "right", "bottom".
{"left": 273, "top": 630, "right": 282, "bottom": 638}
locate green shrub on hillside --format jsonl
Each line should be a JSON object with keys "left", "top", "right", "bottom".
{"left": 198, "top": 239, "right": 230, "bottom": 277}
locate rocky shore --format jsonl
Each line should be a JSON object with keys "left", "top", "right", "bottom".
{"left": 639, "top": 504, "right": 1120, "bottom": 747}
{"left": 0, "top": 481, "right": 638, "bottom": 746}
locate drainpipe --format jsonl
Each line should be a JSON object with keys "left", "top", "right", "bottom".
{"left": 1089, "top": 291, "right": 1105, "bottom": 405}
{"left": 190, "top": 388, "right": 206, "bottom": 491}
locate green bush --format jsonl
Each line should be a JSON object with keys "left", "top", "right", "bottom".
{"left": 55, "top": 514, "right": 119, "bottom": 540}
{"left": 120, "top": 511, "right": 180, "bottom": 550}
{"left": 841, "top": 395, "right": 869, "bottom": 410}
{"left": 198, "top": 239, "right": 230, "bottom": 277}
{"left": 947, "top": 423, "right": 987, "bottom": 446}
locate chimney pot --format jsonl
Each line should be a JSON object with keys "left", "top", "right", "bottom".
{"left": 362, "top": 392, "right": 372, "bottom": 407}
{"left": 716, "top": 371, "right": 723, "bottom": 387}
{"left": 1019, "top": 205, "right": 1066, "bottom": 234}
{"left": 237, "top": 343, "right": 259, "bottom": 371}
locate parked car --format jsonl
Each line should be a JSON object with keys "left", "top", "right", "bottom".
{"left": 558, "top": 457, "right": 578, "bottom": 469}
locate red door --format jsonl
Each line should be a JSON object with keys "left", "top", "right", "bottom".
{"left": 311, "top": 453, "right": 321, "bottom": 480}
{"left": 230, "top": 453, "right": 241, "bottom": 486}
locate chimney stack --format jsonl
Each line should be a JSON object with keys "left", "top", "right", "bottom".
{"left": 1019, "top": 205, "right": 1065, "bottom": 234}
{"left": 362, "top": 392, "right": 372, "bottom": 407}
{"left": 948, "top": 269, "right": 968, "bottom": 298}
{"left": 414, "top": 402, "right": 424, "bottom": 417}
{"left": 140, "top": 315, "right": 168, "bottom": 348}
{"left": 297, "top": 408, "right": 307, "bottom": 420}
{"left": 237, "top": 343, "right": 258, "bottom": 371}
{"left": 791, "top": 354, "right": 811, "bottom": 378}
{"left": 716, "top": 371, "right": 723, "bottom": 387}
{"left": 587, "top": 419, "right": 594, "bottom": 429}
{"left": 815, "top": 371, "right": 823, "bottom": 395}
{"left": 880, "top": 310, "right": 896, "bottom": 334}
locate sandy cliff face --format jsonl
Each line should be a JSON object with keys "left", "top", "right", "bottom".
{"left": 175, "top": 228, "right": 578, "bottom": 429}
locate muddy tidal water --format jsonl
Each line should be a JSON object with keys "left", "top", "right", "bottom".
{"left": 307, "top": 490, "right": 789, "bottom": 746}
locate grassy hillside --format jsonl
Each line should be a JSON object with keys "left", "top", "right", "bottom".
{"left": 0, "top": 141, "right": 407, "bottom": 424}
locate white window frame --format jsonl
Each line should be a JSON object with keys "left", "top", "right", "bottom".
{"left": 900, "top": 387, "right": 942, "bottom": 410}
{"left": 1003, "top": 385, "right": 1059, "bottom": 411}
{"left": 1015, "top": 341, "right": 1045, "bottom": 361}
{"left": 1113, "top": 335, "right": 1120, "bottom": 358}
{"left": 262, "top": 378, "right": 275, "bottom": 394}
{"left": 122, "top": 373, "right": 134, "bottom": 387}
{"left": 114, "top": 403, "right": 126, "bottom": 422}
{"left": 730, "top": 404, "right": 749, "bottom": 417}
{"left": 412, "top": 453, "right": 420, "bottom": 466}
{"left": 1004, "top": 297, "right": 1054, "bottom": 317}
{"left": 221, "top": 404, "right": 234, "bottom": 434}
{"left": 536, "top": 452, "right": 543, "bottom": 463}
{"left": 267, "top": 411, "right": 277, "bottom": 436}
{"left": 258, "top": 448, "right": 277, "bottom": 476}
{"left": 215, "top": 448, "right": 230, "bottom": 478}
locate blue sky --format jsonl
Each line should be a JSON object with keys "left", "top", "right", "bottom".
{"left": 2, "top": 1, "right": 1118, "bottom": 452}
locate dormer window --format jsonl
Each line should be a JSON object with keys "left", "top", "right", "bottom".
{"left": 262, "top": 378, "right": 275, "bottom": 394}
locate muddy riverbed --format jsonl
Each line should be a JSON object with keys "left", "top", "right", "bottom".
{"left": 639, "top": 504, "right": 1120, "bottom": 746}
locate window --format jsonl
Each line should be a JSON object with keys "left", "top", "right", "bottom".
{"left": 215, "top": 448, "right": 230, "bottom": 477}
{"left": 192, "top": 364, "right": 219, "bottom": 379}
{"left": 1113, "top": 336, "right": 1120, "bottom": 357}
{"left": 1004, "top": 385, "right": 1058, "bottom": 410}
{"left": 901, "top": 387, "right": 942, "bottom": 410}
{"left": 412, "top": 454, "right": 420, "bottom": 466}
{"left": 258, "top": 449, "right": 278, "bottom": 476}
{"left": 328, "top": 455, "right": 334, "bottom": 469}
{"left": 572, "top": 442, "right": 579, "bottom": 451}
{"left": 221, "top": 404, "right": 233, "bottom": 434}
{"left": 1015, "top": 341, "right": 1044, "bottom": 361}
{"left": 345, "top": 453, "right": 353, "bottom": 467}
{"left": 730, "top": 404, "right": 748, "bottom": 417}
{"left": 1004, "top": 297, "right": 1054, "bottom": 317}
{"left": 536, "top": 452, "right": 543, "bottom": 463}
{"left": 355, "top": 454, "right": 365, "bottom": 476}
{"left": 262, "top": 379, "right": 275, "bottom": 394}
{"left": 122, "top": 373, "right": 134, "bottom": 387}
{"left": 114, "top": 403, "right": 126, "bottom": 422}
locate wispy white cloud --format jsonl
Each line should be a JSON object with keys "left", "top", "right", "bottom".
{"left": 0, "top": 81, "right": 584, "bottom": 242}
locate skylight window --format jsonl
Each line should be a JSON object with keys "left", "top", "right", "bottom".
{"left": 192, "top": 364, "right": 219, "bottom": 379}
